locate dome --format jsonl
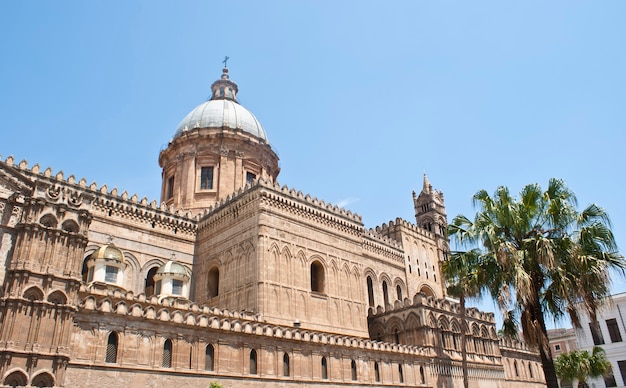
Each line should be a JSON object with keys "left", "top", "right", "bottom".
{"left": 156, "top": 261, "right": 190, "bottom": 278}
{"left": 173, "top": 99, "right": 267, "bottom": 141}
{"left": 172, "top": 66, "right": 268, "bottom": 143}
{"left": 89, "top": 244, "right": 124, "bottom": 263}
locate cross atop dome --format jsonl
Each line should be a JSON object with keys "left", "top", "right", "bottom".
{"left": 210, "top": 58, "right": 238, "bottom": 102}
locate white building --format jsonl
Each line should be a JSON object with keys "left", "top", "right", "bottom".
{"left": 574, "top": 292, "right": 626, "bottom": 388}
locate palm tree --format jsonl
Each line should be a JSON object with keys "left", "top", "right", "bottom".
{"left": 554, "top": 346, "right": 611, "bottom": 388}
{"left": 441, "top": 249, "right": 485, "bottom": 388}
{"left": 448, "top": 178, "right": 624, "bottom": 388}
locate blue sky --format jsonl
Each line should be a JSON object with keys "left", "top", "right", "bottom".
{"left": 1, "top": 1, "right": 625, "bottom": 328}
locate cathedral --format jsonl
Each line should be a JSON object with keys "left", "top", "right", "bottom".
{"left": 0, "top": 67, "right": 545, "bottom": 387}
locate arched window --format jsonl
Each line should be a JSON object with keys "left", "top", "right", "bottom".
{"left": 81, "top": 257, "right": 90, "bottom": 283}
{"left": 394, "top": 328, "right": 400, "bottom": 344}
{"left": 367, "top": 276, "right": 375, "bottom": 307}
{"left": 163, "top": 339, "right": 172, "bottom": 368}
{"left": 3, "top": 371, "right": 27, "bottom": 388}
{"left": 529, "top": 363, "right": 534, "bottom": 378}
{"left": 351, "top": 359, "right": 357, "bottom": 381}
{"left": 396, "top": 285, "right": 402, "bottom": 301}
{"left": 382, "top": 281, "right": 389, "bottom": 307}
{"left": 283, "top": 353, "right": 290, "bottom": 377}
{"left": 105, "top": 331, "right": 118, "bottom": 363}
{"left": 399, "top": 364, "right": 404, "bottom": 383}
{"left": 205, "top": 344, "right": 214, "bottom": 371}
{"left": 208, "top": 267, "right": 219, "bottom": 298}
{"left": 145, "top": 267, "right": 158, "bottom": 296}
{"left": 420, "top": 366, "right": 426, "bottom": 384}
{"left": 250, "top": 349, "right": 258, "bottom": 374}
{"left": 514, "top": 360, "right": 519, "bottom": 377}
{"left": 321, "top": 356, "right": 328, "bottom": 379}
{"left": 374, "top": 362, "right": 381, "bottom": 382}
{"left": 311, "top": 261, "right": 325, "bottom": 293}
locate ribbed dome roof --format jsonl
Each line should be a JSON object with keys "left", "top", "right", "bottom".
{"left": 156, "top": 261, "right": 190, "bottom": 278}
{"left": 173, "top": 99, "right": 267, "bottom": 141}
{"left": 172, "top": 66, "right": 268, "bottom": 143}
{"left": 90, "top": 243, "right": 124, "bottom": 263}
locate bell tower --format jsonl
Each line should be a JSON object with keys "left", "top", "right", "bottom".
{"left": 413, "top": 174, "right": 447, "bottom": 238}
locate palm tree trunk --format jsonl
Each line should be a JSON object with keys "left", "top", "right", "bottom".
{"left": 460, "top": 293, "right": 469, "bottom": 388}
{"left": 531, "top": 298, "right": 559, "bottom": 388}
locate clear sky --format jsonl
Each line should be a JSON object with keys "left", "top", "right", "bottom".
{"left": 2, "top": 1, "right": 625, "bottom": 328}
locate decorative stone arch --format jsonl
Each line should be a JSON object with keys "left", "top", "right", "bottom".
{"left": 309, "top": 255, "right": 327, "bottom": 294}
{"left": 379, "top": 273, "right": 392, "bottom": 308}
{"left": 207, "top": 265, "right": 220, "bottom": 299}
{"left": 393, "top": 277, "right": 406, "bottom": 302}
{"left": 369, "top": 322, "right": 385, "bottom": 342}
{"left": 280, "top": 245, "right": 293, "bottom": 286}
{"left": 23, "top": 286, "right": 44, "bottom": 301}
{"left": 450, "top": 319, "right": 461, "bottom": 333}
{"left": 123, "top": 252, "right": 140, "bottom": 291}
{"left": 406, "top": 313, "right": 422, "bottom": 329}
{"left": 418, "top": 284, "right": 436, "bottom": 298}
{"left": 30, "top": 370, "right": 55, "bottom": 387}
{"left": 327, "top": 258, "right": 339, "bottom": 295}
{"left": 387, "top": 317, "right": 404, "bottom": 344}
{"left": 268, "top": 243, "right": 280, "bottom": 283}
{"left": 340, "top": 263, "right": 352, "bottom": 299}
{"left": 47, "top": 290, "right": 68, "bottom": 304}
{"left": 81, "top": 246, "right": 99, "bottom": 283}
{"left": 3, "top": 368, "right": 28, "bottom": 387}
{"left": 141, "top": 259, "right": 165, "bottom": 297}
{"left": 427, "top": 312, "right": 437, "bottom": 328}
{"left": 61, "top": 218, "right": 79, "bottom": 233}
{"left": 39, "top": 213, "right": 58, "bottom": 228}
{"left": 437, "top": 315, "right": 450, "bottom": 330}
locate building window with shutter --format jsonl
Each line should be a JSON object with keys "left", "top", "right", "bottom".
{"left": 200, "top": 167, "right": 214, "bottom": 190}
{"left": 105, "top": 332, "right": 118, "bottom": 363}
{"left": 166, "top": 176, "right": 175, "bottom": 199}
{"left": 607, "top": 318, "right": 622, "bottom": 342}
{"left": 105, "top": 266, "right": 119, "bottom": 284}
{"left": 163, "top": 339, "right": 172, "bottom": 368}
{"left": 589, "top": 321, "right": 605, "bottom": 345}
{"left": 172, "top": 280, "right": 183, "bottom": 295}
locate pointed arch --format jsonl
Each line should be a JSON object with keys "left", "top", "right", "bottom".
{"left": 23, "top": 286, "right": 44, "bottom": 301}
{"left": 283, "top": 352, "right": 290, "bottom": 377}
{"left": 47, "top": 290, "right": 67, "bottom": 305}
{"left": 162, "top": 338, "right": 173, "bottom": 368}
{"left": 105, "top": 331, "right": 119, "bottom": 363}
{"left": 207, "top": 266, "right": 219, "bottom": 298}
{"left": 3, "top": 369, "right": 28, "bottom": 387}
{"left": 269, "top": 243, "right": 280, "bottom": 283}
{"left": 61, "top": 219, "right": 79, "bottom": 233}
{"left": 30, "top": 371, "right": 55, "bottom": 387}
{"left": 205, "top": 343, "right": 215, "bottom": 371}
{"left": 249, "top": 349, "right": 258, "bottom": 374}
{"left": 310, "top": 259, "right": 326, "bottom": 294}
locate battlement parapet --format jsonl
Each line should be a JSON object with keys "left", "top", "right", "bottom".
{"left": 78, "top": 284, "right": 430, "bottom": 356}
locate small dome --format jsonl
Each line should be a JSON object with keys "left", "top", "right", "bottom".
{"left": 156, "top": 261, "right": 190, "bottom": 278}
{"left": 173, "top": 99, "right": 267, "bottom": 142}
{"left": 89, "top": 244, "right": 124, "bottom": 263}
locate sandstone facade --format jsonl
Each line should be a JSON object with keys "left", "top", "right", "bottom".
{"left": 0, "top": 68, "right": 546, "bottom": 387}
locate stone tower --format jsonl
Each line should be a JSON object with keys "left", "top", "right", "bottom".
{"left": 158, "top": 67, "right": 280, "bottom": 215}
{"left": 413, "top": 174, "right": 447, "bottom": 238}
{"left": 0, "top": 164, "right": 93, "bottom": 387}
